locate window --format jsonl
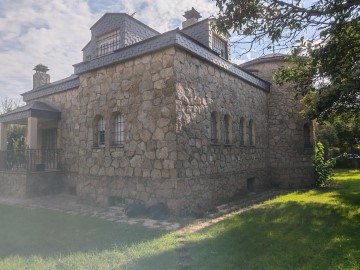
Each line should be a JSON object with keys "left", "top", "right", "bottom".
{"left": 223, "top": 114, "right": 232, "bottom": 144}
{"left": 94, "top": 116, "right": 105, "bottom": 147}
{"left": 240, "top": 117, "right": 245, "bottom": 145}
{"left": 211, "top": 111, "right": 220, "bottom": 143}
{"left": 112, "top": 113, "right": 124, "bottom": 146}
{"left": 212, "top": 34, "right": 227, "bottom": 58}
{"left": 304, "top": 123, "right": 312, "bottom": 148}
{"left": 249, "top": 119, "right": 255, "bottom": 146}
{"left": 97, "top": 29, "right": 121, "bottom": 56}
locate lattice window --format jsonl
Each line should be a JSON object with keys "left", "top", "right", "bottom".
{"left": 97, "top": 116, "right": 105, "bottom": 146}
{"left": 97, "top": 29, "right": 121, "bottom": 56}
{"left": 113, "top": 113, "right": 124, "bottom": 145}
{"left": 211, "top": 111, "right": 219, "bottom": 143}
{"left": 212, "top": 34, "right": 227, "bottom": 58}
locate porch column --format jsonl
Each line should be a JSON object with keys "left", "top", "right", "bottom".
{"left": 0, "top": 123, "right": 7, "bottom": 151}
{"left": 27, "top": 117, "right": 38, "bottom": 149}
{"left": 0, "top": 123, "right": 7, "bottom": 170}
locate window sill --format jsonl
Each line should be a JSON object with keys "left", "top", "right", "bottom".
{"left": 110, "top": 144, "right": 124, "bottom": 148}
{"left": 210, "top": 143, "right": 221, "bottom": 146}
{"left": 92, "top": 146, "right": 105, "bottom": 150}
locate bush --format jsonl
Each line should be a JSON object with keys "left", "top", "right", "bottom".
{"left": 313, "top": 142, "right": 340, "bottom": 187}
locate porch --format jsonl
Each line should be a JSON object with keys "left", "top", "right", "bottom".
{"left": 0, "top": 101, "right": 64, "bottom": 198}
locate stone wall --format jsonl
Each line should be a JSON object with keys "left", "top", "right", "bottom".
{"left": 76, "top": 47, "right": 178, "bottom": 205}
{"left": 171, "top": 48, "right": 270, "bottom": 212}
{"left": 0, "top": 171, "right": 63, "bottom": 198}
{"left": 35, "top": 88, "right": 80, "bottom": 193}
{"left": 246, "top": 59, "right": 314, "bottom": 188}
{"left": 0, "top": 172, "right": 27, "bottom": 198}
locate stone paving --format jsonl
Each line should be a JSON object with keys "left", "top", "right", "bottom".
{"left": 0, "top": 189, "right": 288, "bottom": 235}
{"left": 0, "top": 194, "right": 181, "bottom": 231}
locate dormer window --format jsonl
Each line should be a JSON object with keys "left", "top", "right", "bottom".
{"left": 212, "top": 34, "right": 227, "bottom": 59}
{"left": 97, "top": 29, "right": 121, "bottom": 56}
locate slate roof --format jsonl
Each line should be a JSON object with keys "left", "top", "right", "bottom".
{"left": 22, "top": 75, "right": 79, "bottom": 102}
{"left": 0, "top": 101, "right": 61, "bottom": 124}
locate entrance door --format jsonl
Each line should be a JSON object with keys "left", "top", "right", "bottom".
{"left": 42, "top": 128, "right": 57, "bottom": 149}
{"left": 41, "top": 128, "right": 57, "bottom": 169}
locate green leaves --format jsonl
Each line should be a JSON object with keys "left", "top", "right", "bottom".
{"left": 215, "top": 0, "right": 359, "bottom": 121}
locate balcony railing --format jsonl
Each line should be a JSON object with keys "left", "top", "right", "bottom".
{"left": 0, "top": 148, "right": 60, "bottom": 172}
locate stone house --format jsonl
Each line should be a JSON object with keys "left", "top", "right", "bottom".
{"left": 0, "top": 9, "right": 314, "bottom": 213}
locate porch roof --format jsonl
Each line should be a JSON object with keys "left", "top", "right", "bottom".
{"left": 0, "top": 101, "right": 61, "bottom": 124}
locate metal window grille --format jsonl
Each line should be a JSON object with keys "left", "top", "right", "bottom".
{"left": 211, "top": 112, "right": 217, "bottom": 143}
{"left": 97, "top": 29, "right": 121, "bottom": 56}
{"left": 113, "top": 114, "right": 124, "bottom": 145}
{"left": 212, "top": 34, "right": 227, "bottom": 58}
{"left": 97, "top": 117, "right": 105, "bottom": 146}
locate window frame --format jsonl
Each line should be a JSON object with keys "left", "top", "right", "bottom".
{"left": 96, "top": 29, "right": 121, "bottom": 57}
{"left": 240, "top": 117, "right": 246, "bottom": 145}
{"left": 212, "top": 33, "right": 228, "bottom": 59}
{"left": 223, "top": 114, "right": 232, "bottom": 145}
{"left": 93, "top": 115, "right": 106, "bottom": 147}
{"left": 210, "top": 111, "right": 220, "bottom": 144}
{"left": 112, "top": 113, "right": 124, "bottom": 146}
{"left": 249, "top": 119, "right": 255, "bottom": 146}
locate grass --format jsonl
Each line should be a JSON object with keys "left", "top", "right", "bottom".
{"left": 0, "top": 206, "right": 179, "bottom": 269}
{"left": 0, "top": 169, "right": 359, "bottom": 269}
{"left": 185, "top": 169, "right": 360, "bottom": 270}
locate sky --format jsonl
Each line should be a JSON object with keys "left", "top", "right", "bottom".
{"left": 0, "top": 0, "right": 255, "bottom": 104}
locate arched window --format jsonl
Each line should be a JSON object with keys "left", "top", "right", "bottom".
{"left": 210, "top": 111, "right": 220, "bottom": 143}
{"left": 304, "top": 123, "right": 312, "bottom": 148}
{"left": 112, "top": 113, "right": 124, "bottom": 145}
{"left": 249, "top": 119, "right": 255, "bottom": 146}
{"left": 240, "top": 117, "right": 245, "bottom": 145}
{"left": 223, "top": 114, "right": 232, "bottom": 144}
{"left": 94, "top": 116, "right": 105, "bottom": 147}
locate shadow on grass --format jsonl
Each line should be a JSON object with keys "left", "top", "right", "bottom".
{"left": 0, "top": 204, "right": 166, "bottom": 259}
{"left": 184, "top": 201, "right": 360, "bottom": 270}
{"left": 332, "top": 180, "right": 360, "bottom": 207}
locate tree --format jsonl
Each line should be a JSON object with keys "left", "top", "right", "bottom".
{"left": 317, "top": 113, "right": 360, "bottom": 157}
{"left": 0, "top": 97, "right": 25, "bottom": 150}
{"left": 215, "top": 0, "right": 360, "bottom": 121}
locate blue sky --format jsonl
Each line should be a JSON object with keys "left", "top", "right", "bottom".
{"left": 0, "top": 0, "right": 256, "bottom": 104}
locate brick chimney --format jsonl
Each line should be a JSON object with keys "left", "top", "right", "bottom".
{"left": 182, "top": 7, "right": 202, "bottom": 29}
{"left": 33, "top": 64, "right": 50, "bottom": 89}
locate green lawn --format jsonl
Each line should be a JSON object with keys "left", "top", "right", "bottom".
{"left": 0, "top": 169, "right": 359, "bottom": 269}
{"left": 186, "top": 169, "right": 360, "bottom": 270}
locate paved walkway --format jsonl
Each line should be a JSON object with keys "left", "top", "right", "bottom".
{"left": 0, "top": 194, "right": 181, "bottom": 231}
{"left": 0, "top": 190, "right": 288, "bottom": 233}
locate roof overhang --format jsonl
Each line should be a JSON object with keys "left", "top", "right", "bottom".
{"left": 0, "top": 101, "right": 61, "bottom": 124}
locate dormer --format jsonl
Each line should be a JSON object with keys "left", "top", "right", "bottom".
{"left": 82, "top": 13, "right": 159, "bottom": 61}
{"left": 181, "top": 8, "right": 231, "bottom": 60}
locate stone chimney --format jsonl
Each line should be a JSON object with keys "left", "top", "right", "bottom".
{"left": 182, "top": 7, "right": 202, "bottom": 29}
{"left": 33, "top": 64, "right": 50, "bottom": 89}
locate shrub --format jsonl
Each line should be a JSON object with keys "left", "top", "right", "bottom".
{"left": 313, "top": 142, "right": 338, "bottom": 187}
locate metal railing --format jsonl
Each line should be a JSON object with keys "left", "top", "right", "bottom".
{"left": 0, "top": 148, "right": 60, "bottom": 172}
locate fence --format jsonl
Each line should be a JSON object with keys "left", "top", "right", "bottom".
{"left": 0, "top": 148, "right": 60, "bottom": 171}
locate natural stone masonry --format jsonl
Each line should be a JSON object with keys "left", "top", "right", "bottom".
{"left": 241, "top": 57, "right": 314, "bottom": 188}
{"left": 0, "top": 11, "right": 314, "bottom": 214}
